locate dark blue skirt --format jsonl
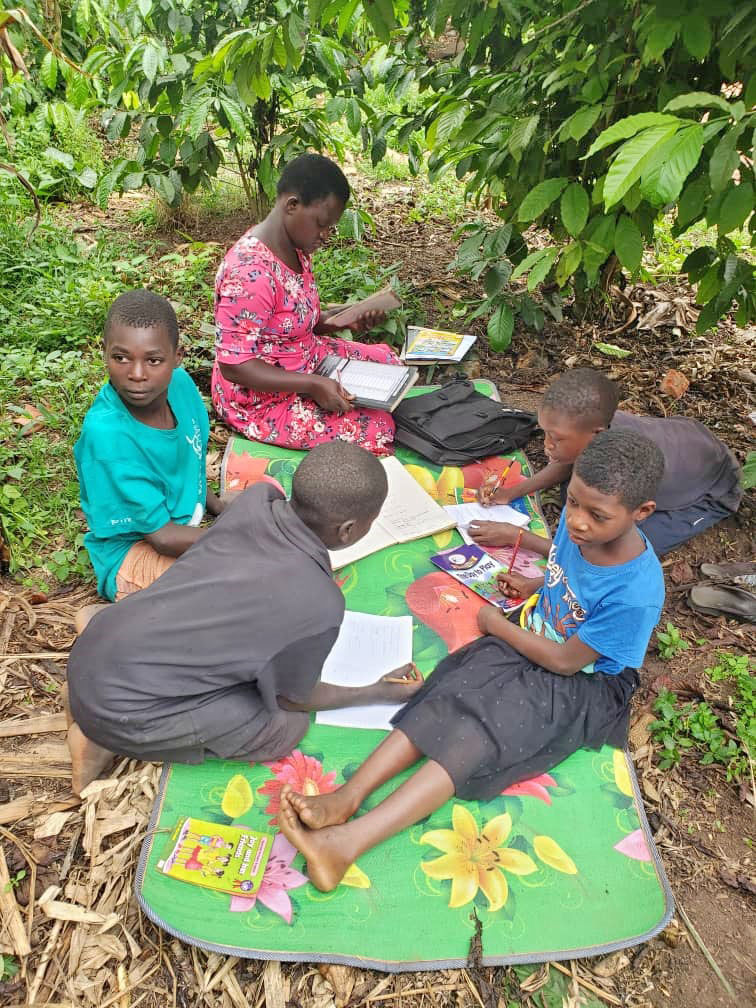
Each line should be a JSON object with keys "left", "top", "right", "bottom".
{"left": 392, "top": 635, "right": 638, "bottom": 800}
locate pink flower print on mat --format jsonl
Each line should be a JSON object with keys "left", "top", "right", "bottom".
{"left": 502, "top": 773, "right": 557, "bottom": 804}
{"left": 614, "top": 829, "right": 652, "bottom": 862}
{"left": 258, "top": 750, "right": 338, "bottom": 824}
{"left": 229, "top": 832, "right": 308, "bottom": 923}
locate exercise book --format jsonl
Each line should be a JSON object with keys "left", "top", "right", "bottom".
{"left": 137, "top": 382, "right": 672, "bottom": 970}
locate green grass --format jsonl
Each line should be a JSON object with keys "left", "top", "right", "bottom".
{"left": 651, "top": 213, "right": 753, "bottom": 277}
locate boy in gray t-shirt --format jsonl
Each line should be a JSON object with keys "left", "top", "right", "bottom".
{"left": 472, "top": 368, "right": 742, "bottom": 556}
{"left": 66, "top": 442, "right": 421, "bottom": 795}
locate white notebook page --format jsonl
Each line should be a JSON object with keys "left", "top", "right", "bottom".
{"left": 316, "top": 612, "right": 413, "bottom": 731}
{"left": 329, "top": 456, "right": 454, "bottom": 568}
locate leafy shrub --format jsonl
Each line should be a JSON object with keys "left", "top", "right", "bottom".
{"left": 381, "top": 1, "right": 756, "bottom": 345}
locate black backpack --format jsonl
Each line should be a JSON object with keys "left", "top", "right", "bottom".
{"left": 393, "top": 379, "right": 538, "bottom": 465}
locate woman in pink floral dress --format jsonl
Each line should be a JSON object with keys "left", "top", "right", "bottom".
{"left": 212, "top": 153, "right": 400, "bottom": 454}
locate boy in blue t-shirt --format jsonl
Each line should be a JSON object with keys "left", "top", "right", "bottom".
{"left": 271, "top": 431, "right": 666, "bottom": 894}
{"left": 75, "top": 290, "right": 224, "bottom": 605}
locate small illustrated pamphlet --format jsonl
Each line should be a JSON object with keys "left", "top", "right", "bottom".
{"left": 402, "top": 326, "right": 477, "bottom": 363}
{"left": 156, "top": 817, "right": 273, "bottom": 897}
{"left": 431, "top": 544, "right": 520, "bottom": 611}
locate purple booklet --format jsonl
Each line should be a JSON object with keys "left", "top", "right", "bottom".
{"left": 430, "top": 544, "right": 521, "bottom": 612}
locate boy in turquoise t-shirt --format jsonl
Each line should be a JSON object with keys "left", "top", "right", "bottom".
{"left": 75, "top": 290, "right": 224, "bottom": 603}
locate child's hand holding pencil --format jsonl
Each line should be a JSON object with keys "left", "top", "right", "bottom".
{"left": 477, "top": 459, "right": 514, "bottom": 505}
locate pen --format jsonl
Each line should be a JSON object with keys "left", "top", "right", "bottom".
{"left": 507, "top": 527, "right": 524, "bottom": 575}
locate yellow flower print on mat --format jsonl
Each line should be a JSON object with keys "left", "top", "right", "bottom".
{"left": 533, "top": 835, "right": 577, "bottom": 874}
{"left": 220, "top": 774, "right": 254, "bottom": 818}
{"left": 420, "top": 805, "right": 536, "bottom": 911}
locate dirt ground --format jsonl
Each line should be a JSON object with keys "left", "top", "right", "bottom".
{"left": 0, "top": 180, "right": 754, "bottom": 1007}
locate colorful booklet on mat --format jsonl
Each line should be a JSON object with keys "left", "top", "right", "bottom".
{"left": 329, "top": 456, "right": 455, "bottom": 569}
{"left": 402, "top": 326, "right": 476, "bottom": 363}
{"left": 156, "top": 817, "right": 273, "bottom": 897}
{"left": 315, "top": 355, "right": 419, "bottom": 411}
{"left": 431, "top": 544, "right": 521, "bottom": 611}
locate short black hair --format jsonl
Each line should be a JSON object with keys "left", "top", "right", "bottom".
{"left": 574, "top": 430, "right": 664, "bottom": 509}
{"left": 291, "top": 442, "right": 387, "bottom": 531}
{"left": 542, "top": 368, "right": 620, "bottom": 427}
{"left": 104, "top": 290, "right": 179, "bottom": 347}
{"left": 277, "top": 153, "right": 350, "bottom": 207}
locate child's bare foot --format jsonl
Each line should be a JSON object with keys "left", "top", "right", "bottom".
{"left": 75, "top": 603, "right": 106, "bottom": 635}
{"left": 285, "top": 783, "right": 358, "bottom": 829}
{"left": 278, "top": 789, "right": 353, "bottom": 892}
{"left": 68, "top": 722, "right": 114, "bottom": 796}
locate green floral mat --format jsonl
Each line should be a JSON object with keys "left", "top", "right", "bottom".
{"left": 136, "top": 384, "right": 672, "bottom": 969}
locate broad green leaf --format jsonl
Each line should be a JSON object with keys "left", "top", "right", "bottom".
{"left": 585, "top": 113, "right": 679, "bottom": 157}
{"left": 43, "top": 147, "right": 74, "bottom": 170}
{"left": 745, "top": 76, "right": 756, "bottom": 111}
{"left": 675, "top": 176, "right": 709, "bottom": 232}
{"left": 695, "top": 297, "right": 721, "bottom": 334}
{"left": 285, "top": 12, "right": 307, "bottom": 53}
{"left": 583, "top": 213, "right": 616, "bottom": 282}
{"left": 137, "top": 0, "right": 151, "bottom": 16}
{"left": 40, "top": 51, "right": 58, "bottom": 90}
{"left": 603, "top": 123, "right": 680, "bottom": 208}
{"left": 106, "top": 110, "right": 128, "bottom": 142}
{"left": 696, "top": 265, "right": 721, "bottom": 305}
{"left": 346, "top": 98, "right": 361, "bottom": 135}
{"left": 643, "top": 124, "right": 703, "bottom": 204}
{"left": 663, "top": 92, "right": 733, "bottom": 116}
{"left": 614, "top": 215, "right": 643, "bottom": 273}
{"left": 426, "top": 102, "right": 468, "bottom": 148}
{"left": 594, "top": 341, "right": 631, "bottom": 358}
{"left": 220, "top": 97, "right": 246, "bottom": 137}
{"left": 518, "top": 178, "right": 568, "bottom": 222}
{"left": 709, "top": 131, "right": 741, "bottom": 192}
{"left": 487, "top": 303, "right": 514, "bottom": 351}
{"left": 484, "top": 265, "right": 508, "bottom": 298}
{"left": 121, "top": 171, "right": 145, "bottom": 191}
{"left": 363, "top": 0, "right": 396, "bottom": 43}
{"left": 681, "top": 14, "right": 711, "bottom": 61}
{"left": 337, "top": 0, "right": 360, "bottom": 37}
{"left": 150, "top": 173, "right": 176, "bottom": 205}
{"left": 643, "top": 19, "right": 678, "bottom": 63}
{"left": 555, "top": 242, "right": 582, "bottom": 286}
{"left": 560, "top": 105, "right": 601, "bottom": 143}
{"left": 527, "top": 248, "right": 559, "bottom": 290}
{"left": 560, "top": 183, "right": 589, "bottom": 237}
{"left": 508, "top": 115, "right": 539, "bottom": 161}
{"left": 681, "top": 245, "right": 717, "bottom": 280}
{"left": 718, "top": 181, "right": 754, "bottom": 235}
{"left": 142, "top": 44, "right": 159, "bottom": 81}
{"left": 76, "top": 167, "right": 97, "bottom": 189}
{"left": 510, "top": 248, "right": 550, "bottom": 282}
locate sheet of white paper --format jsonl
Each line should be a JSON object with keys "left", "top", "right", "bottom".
{"left": 444, "top": 502, "right": 530, "bottom": 541}
{"left": 316, "top": 612, "right": 413, "bottom": 731}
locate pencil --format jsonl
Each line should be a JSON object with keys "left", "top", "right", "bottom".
{"left": 483, "top": 459, "right": 513, "bottom": 500}
{"left": 507, "top": 527, "right": 524, "bottom": 575}
{"left": 385, "top": 663, "right": 422, "bottom": 684}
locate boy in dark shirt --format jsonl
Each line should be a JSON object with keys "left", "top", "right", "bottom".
{"left": 65, "top": 442, "right": 421, "bottom": 795}
{"left": 473, "top": 367, "right": 742, "bottom": 555}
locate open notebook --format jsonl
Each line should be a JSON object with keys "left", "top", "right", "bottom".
{"left": 316, "top": 356, "right": 418, "bottom": 411}
{"left": 328, "top": 456, "right": 455, "bottom": 569}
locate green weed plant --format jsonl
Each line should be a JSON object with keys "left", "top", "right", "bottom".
{"left": 650, "top": 652, "right": 755, "bottom": 782}
{"left": 656, "top": 622, "right": 690, "bottom": 661}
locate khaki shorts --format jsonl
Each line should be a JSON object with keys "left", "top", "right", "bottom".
{"left": 115, "top": 540, "right": 175, "bottom": 600}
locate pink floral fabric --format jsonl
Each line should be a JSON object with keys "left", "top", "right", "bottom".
{"left": 212, "top": 232, "right": 399, "bottom": 454}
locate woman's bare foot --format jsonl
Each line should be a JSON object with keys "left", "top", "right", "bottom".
{"left": 285, "top": 783, "right": 359, "bottom": 829}
{"left": 68, "top": 722, "right": 114, "bottom": 796}
{"left": 278, "top": 788, "right": 353, "bottom": 892}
